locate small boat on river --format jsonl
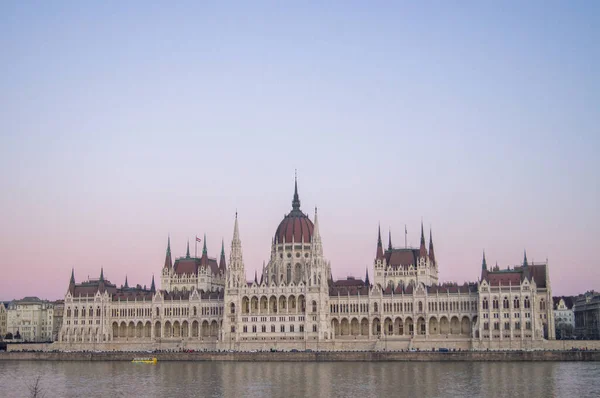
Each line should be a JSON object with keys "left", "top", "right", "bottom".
{"left": 132, "top": 357, "right": 157, "bottom": 364}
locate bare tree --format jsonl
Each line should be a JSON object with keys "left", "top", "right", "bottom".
{"left": 27, "top": 375, "right": 46, "bottom": 398}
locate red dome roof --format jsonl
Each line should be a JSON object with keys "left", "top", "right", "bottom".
{"left": 274, "top": 174, "right": 314, "bottom": 244}
{"left": 275, "top": 213, "right": 314, "bottom": 244}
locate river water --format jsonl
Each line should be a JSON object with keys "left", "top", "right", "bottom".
{"left": 0, "top": 361, "right": 598, "bottom": 398}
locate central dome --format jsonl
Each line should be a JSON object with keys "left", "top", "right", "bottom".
{"left": 274, "top": 176, "right": 314, "bottom": 244}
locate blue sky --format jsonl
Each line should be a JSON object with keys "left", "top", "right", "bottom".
{"left": 0, "top": 1, "right": 598, "bottom": 299}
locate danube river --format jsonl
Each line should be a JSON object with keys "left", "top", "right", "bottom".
{"left": 1, "top": 361, "right": 598, "bottom": 397}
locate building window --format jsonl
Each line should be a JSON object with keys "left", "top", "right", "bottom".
{"left": 262, "top": 325, "right": 266, "bottom": 333}
{"left": 492, "top": 298, "right": 499, "bottom": 310}
{"left": 483, "top": 322, "right": 489, "bottom": 330}
{"left": 313, "top": 325, "right": 317, "bottom": 333}
{"left": 243, "top": 326, "right": 247, "bottom": 333}
{"left": 271, "top": 325, "right": 276, "bottom": 333}
{"left": 280, "top": 325, "right": 285, "bottom": 333}
{"left": 503, "top": 297, "right": 509, "bottom": 309}
{"left": 290, "top": 325, "right": 295, "bottom": 333}
{"left": 524, "top": 297, "right": 531, "bottom": 309}
{"left": 483, "top": 298, "right": 489, "bottom": 310}
{"left": 252, "top": 325, "right": 257, "bottom": 333}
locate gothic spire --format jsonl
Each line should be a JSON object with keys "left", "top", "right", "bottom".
{"left": 419, "top": 220, "right": 427, "bottom": 258}
{"left": 482, "top": 250, "right": 487, "bottom": 271}
{"left": 254, "top": 270, "right": 258, "bottom": 284}
{"left": 219, "top": 238, "right": 226, "bottom": 273}
{"left": 202, "top": 233, "right": 207, "bottom": 256}
{"left": 100, "top": 267, "right": 104, "bottom": 282}
{"left": 70, "top": 268, "right": 75, "bottom": 285}
{"left": 164, "top": 236, "right": 173, "bottom": 269}
{"left": 428, "top": 227, "right": 436, "bottom": 264}
{"left": 150, "top": 274, "right": 156, "bottom": 293}
{"left": 292, "top": 169, "right": 301, "bottom": 212}
{"left": 388, "top": 229, "right": 392, "bottom": 251}
{"left": 186, "top": 240, "right": 190, "bottom": 259}
{"left": 124, "top": 275, "right": 129, "bottom": 288}
{"left": 523, "top": 250, "right": 528, "bottom": 267}
{"left": 376, "top": 224, "right": 384, "bottom": 260}
{"left": 365, "top": 267, "right": 370, "bottom": 286}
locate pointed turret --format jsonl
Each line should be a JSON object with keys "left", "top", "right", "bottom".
{"left": 164, "top": 236, "right": 172, "bottom": 269}
{"left": 313, "top": 206, "right": 320, "bottom": 240}
{"left": 150, "top": 274, "right": 156, "bottom": 293}
{"left": 254, "top": 270, "right": 258, "bottom": 284}
{"left": 219, "top": 238, "right": 227, "bottom": 273}
{"left": 365, "top": 267, "right": 370, "bottom": 286}
{"left": 100, "top": 267, "right": 104, "bottom": 282}
{"left": 388, "top": 229, "right": 392, "bottom": 251}
{"left": 376, "top": 224, "right": 384, "bottom": 260}
{"left": 292, "top": 169, "right": 301, "bottom": 211}
{"left": 186, "top": 240, "right": 190, "bottom": 259}
{"left": 124, "top": 275, "right": 129, "bottom": 288}
{"left": 428, "top": 228, "right": 436, "bottom": 264}
{"left": 419, "top": 221, "right": 427, "bottom": 258}
{"left": 482, "top": 251, "right": 487, "bottom": 271}
{"left": 202, "top": 234, "right": 207, "bottom": 256}
{"left": 70, "top": 268, "right": 75, "bottom": 284}
{"left": 523, "top": 250, "right": 528, "bottom": 267}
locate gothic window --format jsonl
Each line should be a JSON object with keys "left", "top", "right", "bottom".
{"left": 418, "top": 301, "right": 423, "bottom": 312}
{"left": 374, "top": 303, "right": 378, "bottom": 312}
{"left": 524, "top": 297, "right": 531, "bottom": 309}
{"left": 503, "top": 297, "right": 509, "bottom": 309}
{"left": 484, "top": 322, "right": 489, "bottom": 330}
{"left": 514, "top": 298, "right": 520, "bottom": 309}
{"left": 193, "top": 307, "right": 197, "bottom": 316}
{"left": 67, "top": 308, "right": 71, "bottom": 317}
{"left": 312, "top": 301, "right": 317, "bottom": 313}
{"left": 287, "top": 264, "right": 292, "bottom": 283}
{"left": 313, "top": 325, "right": 317, "bottom": 332}
{"left": 492, "top": 298, "right": 499, "bottom": 309}
{"left": 540, "top": 299, "right": 546, "bottom": 311}
{"left": 504, "top": 322, "right": 510, "bottom": 330}
{"left": 483, "top": 298, "right": 489, "bottom": 310}
{"left": 271, "top": 325, "right": 276, "bottom": 333}
{"left": 262, "top": 325, "right": 266, "bottom": 333}
{"left": 74, "top": 307, "right": 79, "bottom": 317}
{"left": 280, "top": 325, "right": 285, "bottom": 333}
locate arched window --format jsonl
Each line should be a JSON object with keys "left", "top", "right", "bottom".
{"left": 514, "top": 298, "right": 520, "bottom": 309}
{"left": 74, "top": 307, "right": 79, "bottom": 317}
{"left": 492, "top": 298, "right": 499, "bottom": 309}
{"left": 89, "top": 308, "right": 93, "bottom": 317}
{"left": 418, "top": 301, "right": 423, "bottom": 312}
{"left": 67, "top": 308, "right": 71, "bottom": 317}
{"left": 193, "top": 307, "right": 197, "bottom": 316}
{"left": 287, "top": 264, "right": 292, "bottom": 283}
{"left": 155, "top": 307, "right": 159, "bottom": 317}
{"left": 230, "top": 303, "right": 235, "bottom": 314}
{"left": 503, "top": 297, "right": 509, "bottom": 309}
{"left": 482, "top": 298, "right": 489, "bottom": 310}
{"left": 524, "top": 297, "right": 531, "bottom": 309}
{"left": 540, "top": 299, "right": 546, "bottom": 311}
{"left": 374, "top": 302, "right": 378, "bottom": 312}
{"left": 312, "top": 301, "right": 317, "bottom": 313}
{"left": 96, "top": 307, "right": 101, "bottom": 317}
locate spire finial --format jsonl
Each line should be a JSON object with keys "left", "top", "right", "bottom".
{"left": 124, "top": 275, "right": 128, "bottom": 288}
{"left": 482, "top": 250, "right": 487, "bottom": 271}
{"left": 388, "top": 228, "right": 392, "bottom": 251}
{"left": 150, "top": 274, "right": 156, "bottom": 293}
{"left": 167, "top": 234, "right": 171, "bottom": 255}
{"left": 292, "top": 170, "right": 301, "bottom": 211}
{"left": 221, "top": 238, "right": 225, "bottom": 257}
{"left": 202, "top": 233, "right": 207, "bottom": 256}
{"left": 376, "top": 224, "right": 384, "bottom": 260}
{"left": 70, "top": 268, "right": 75, "bottom": 284}
{"left": 186, "top": 240, "right": 190, "bottom": 258}
{"left": 523, "top": 250, "right": 528, "bottom": 266}
{"left": 100, "top": 267, "right": 104, "bottom": 282}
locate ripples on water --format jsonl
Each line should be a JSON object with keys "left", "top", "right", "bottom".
{"left": 0, "top": 360, "right": 599, "bottom": 398}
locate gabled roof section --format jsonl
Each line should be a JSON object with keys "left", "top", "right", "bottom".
{"left": 385, "top": 248, "right": 419, "bottom": 269}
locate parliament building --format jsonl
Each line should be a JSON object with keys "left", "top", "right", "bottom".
{"left": 58, "top": 178, "right": 555, "bottom": 351}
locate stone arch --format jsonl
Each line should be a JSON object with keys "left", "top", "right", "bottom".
{"left": 279, "top": 296, "right": 287, "bottom": 312}
{"left": 439, "top": 316, "right": 449, "bottom": 334}
{"left": 164, "top": 321, "right": 172, "bottom": 338}
{"left": 298, "top": 295, "right": 306, "bottom": 312}
{"left": 136, "top": 321, "right": 143, "bottom": 338}
{"left": 461, "top": 316, "right": 471, "bottom": 335}
{"left": 119, "top": 321, "right": 126, "bottom": 338}
{"left": 260, "top": 296, "right": 268, "bottom": 313}
{"left": 450, "top": 316, "right": 460, "bottom": 335}
{"left": 144, "top": 321, "right": 151, "bottom": 338}
{"left": 191, "top": 320, "right": 199, "bottom": 337}
{"left": 182, "top": 320, "right": 189, "bottom": 338}
{"left": 405, "top": 317, "right": 414, "bottom": 335}
{"left": 242, "top": 296, "right": 250, "bottom": 314}
{"left": 251, "top": 296, "right": 259, "bottom": 314}
{"left": 417, "top": 317, "right": 426, "bottom": 335}
{"left": 269, "top": 296, "right": 278, "bottom": 313}
{"left": 429, "top": 317, "right": 439, "bottom": 335}
{"left": 173, "top": 321, "right": 181, "bottom": 338}
{"left": 384, "top": 317, "right": 393, "bottom": 335}
{"left": 288, "top": 295, "right": 297, "bottom": 312}
{"left": 340, "top": 318, "right": 350, "bottom": 336}
{"left": 201, "top": 320, "right": 209, "bottom": 337}
{"left": 372, "top": 317, "right": 381, "bottom": 336}
{"left": 350, "top": 318, "right": 360, "bottom": 336}
{"left": 112, "top": 322, "right": 118, "bottom": 339}
{"left": 394, "top": 317, "right": 404, "bottom": 335}
{"left": 332, "top": 318, "right": 340, "bottom": 336}
{"left": 127, "top": 321, "right": 135, "bottom": 338}
{"left": 210, "top": 320, "right": 218, "bottom": 337}
{"left": 360, "top": 318, "right": 369, "bottom": 336}
{"left": 154, "top": 321, "right": 161, "bottom": 338}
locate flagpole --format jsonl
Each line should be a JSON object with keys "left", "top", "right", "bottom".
{"left": 405, "top": 225, "right": 407, "bottom": 248}
{"left": 195, "top": 235, "right": 197, "bottom": 258}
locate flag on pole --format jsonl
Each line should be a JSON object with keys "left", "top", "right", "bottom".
{"left": 196, "top": 236, "right": 202, "bottom": 242}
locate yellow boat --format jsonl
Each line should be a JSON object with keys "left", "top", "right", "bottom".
{"left": 132, "top": 357, "right": 157, "bottom": 364}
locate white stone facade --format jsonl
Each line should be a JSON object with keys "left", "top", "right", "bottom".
{"left": 6, "top": 297, "right": 55, "bottom": 342}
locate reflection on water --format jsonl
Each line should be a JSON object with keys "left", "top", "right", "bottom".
{"left": 0, "top": 360, "right": 598, "bottom": 398}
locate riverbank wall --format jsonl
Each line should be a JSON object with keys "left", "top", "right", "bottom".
{"left": 1, "top": 350, "right": 599, "bottom": 362}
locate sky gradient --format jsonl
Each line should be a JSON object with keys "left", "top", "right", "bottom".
{"left": 1, "top": 1, "right": 599, "bottom": 300}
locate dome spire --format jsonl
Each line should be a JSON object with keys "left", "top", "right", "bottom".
{"left": 292, "top": 169, "right": 301, "bottom": 211}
